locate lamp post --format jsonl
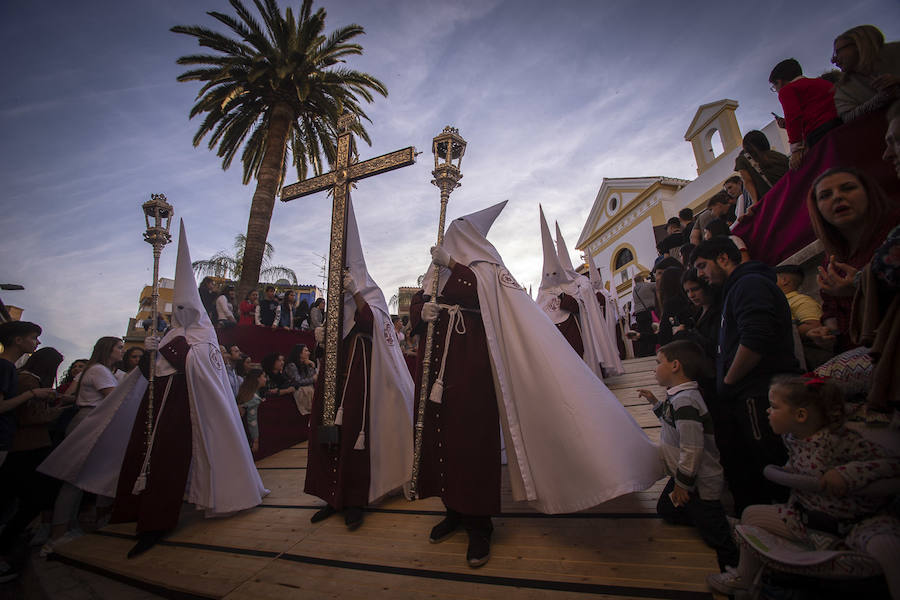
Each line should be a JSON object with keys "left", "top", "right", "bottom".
{"left": 140, "top": 193, "right": 173, "bottom": 482}
{"left": 409, "top": 127, "right": 466, "bottom": 498}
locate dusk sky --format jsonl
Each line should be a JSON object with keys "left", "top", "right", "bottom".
{"left": 1, "top": 0, "right": 897, "bottom": 372}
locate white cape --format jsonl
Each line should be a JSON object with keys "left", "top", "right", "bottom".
{"left": 474, "top": 261, "right": 661, "bottom": 513}
{"left": 38, "top": 369, "right": 147, "bottom": 497}
{"left": 343, "top": 198, "right": 414, "bottom": 502}
{"left": 151, "top": 220, "right": 267, "bottom": 515}
{"left": 434, "top": 203, "right": 661, "bottom": 514}
{"left": 570, "top": 275, "right": 624, "bottom": 377}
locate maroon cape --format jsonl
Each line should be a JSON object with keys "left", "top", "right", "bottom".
{"left": 410, "top": 264, "right": 501, "bottom": 516}
{"left": 557, "top": 293, "right": 584, "bottom": 357}
{"left": 304, "top": 304, "right": 374, "bottom": 510}
{"left": 111, "top": 337, "right": 192, "bottom": 534}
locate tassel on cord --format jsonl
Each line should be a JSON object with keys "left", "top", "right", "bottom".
{"left": 334, "top": 406, "right": 344, "bottom": 425}
{"left": 429, "top": 379, "right": 444, "bottom": 404}
{"left": 429, "top": 304, "right": 464, "bottom": 406}
{"left": 354, "top": 431, "right": 366, "bottom": 450}
{"left": 132, "top": 474, "right": 147, "bottom": 494}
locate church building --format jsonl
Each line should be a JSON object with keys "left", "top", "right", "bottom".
{"left": 575, "top": 99, "right": 789, "bottom": 307}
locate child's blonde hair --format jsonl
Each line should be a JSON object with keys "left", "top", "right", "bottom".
{"left": 770, "top": 375, "right": 845, "bottom": 430}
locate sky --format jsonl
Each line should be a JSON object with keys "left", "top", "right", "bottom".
{"left": 1, "top": 0, "right": 898, "bottom": 373}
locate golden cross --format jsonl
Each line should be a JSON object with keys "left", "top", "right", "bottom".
{"left": 281, "top": 113, "right": 415, "bottom": 442}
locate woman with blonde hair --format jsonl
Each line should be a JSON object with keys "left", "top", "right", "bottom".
{"left": 832, "top": 25, "right": 900, "bottom": 121}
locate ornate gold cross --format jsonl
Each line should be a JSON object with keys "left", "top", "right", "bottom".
{"left": 281, "top": 113, "right": 415, "bottom": 442}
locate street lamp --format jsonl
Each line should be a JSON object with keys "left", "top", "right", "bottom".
{"left": 409, "top": 126, "right": 467, "bottom": 499}
{"left": 137, "top": 193, "right": 173, "bottom": 490}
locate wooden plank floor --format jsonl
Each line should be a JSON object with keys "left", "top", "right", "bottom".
{"left": 51, "top": 357, "right": 723, "bottom": 600}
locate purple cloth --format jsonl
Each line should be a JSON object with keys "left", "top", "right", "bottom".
{"left": 734, "top": 109, "right": 900, "bottom": 266}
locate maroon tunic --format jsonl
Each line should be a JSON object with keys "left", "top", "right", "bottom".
{"left": 410, "top": 264, "right": 500, "bottom": 516}
{"left": 111, "top": 336, "right": 193, "bottom": 534}
{"left": 556, "top": 293, "right": 584, "bottom": 357}
{"left": 304, "top": 304, "right": 374, "bottom": 510}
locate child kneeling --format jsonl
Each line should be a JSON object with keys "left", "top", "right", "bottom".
{"left": 639, "top": 341, "right": 739, "bottom": 571}
{"left": 707, "top": 376, "right": 900, "bottom": 597}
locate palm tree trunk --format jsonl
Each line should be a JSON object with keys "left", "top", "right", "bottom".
{"left": 237, "top": 102, "right": 293, "bottom": 302}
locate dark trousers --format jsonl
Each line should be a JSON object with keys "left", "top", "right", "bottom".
{"left": 716, "top": 390, "right": 789, "bottom": 516}
{"left": 445, "top": 506, "right": 492, "bottom": 536}
{"left": 633, "top": 310, "right": 656, "bottom": 357}
{"left": 0, "top": 446, "right": 60, "bottom": 553}
{"left": 656, "top": 477, "right": 739, "bottom": 570}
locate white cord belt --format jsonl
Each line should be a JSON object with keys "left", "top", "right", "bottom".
{"left": 429, "top": 303, "right": 467, "bottom": 404}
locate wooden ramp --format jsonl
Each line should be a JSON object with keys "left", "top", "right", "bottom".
{"left": 51, "top": 357, "right": 722, "bottom": 600}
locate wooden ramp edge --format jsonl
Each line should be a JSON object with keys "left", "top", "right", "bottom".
{"left": 49, "top": 358, "right": 723, "bottom": 600}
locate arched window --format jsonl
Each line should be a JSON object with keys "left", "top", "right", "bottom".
{"left": 614, "top": 248, "right": 634, "bottom": 270}
{"left": 706, "top": 128, "right": 724, "bottom": 158}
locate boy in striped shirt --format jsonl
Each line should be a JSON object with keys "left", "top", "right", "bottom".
{"left": 638, "top": 340, "right": 738, "bottom": 570}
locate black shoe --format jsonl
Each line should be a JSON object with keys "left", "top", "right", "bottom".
{"left": 429, "top": 515, "right": 461, "bottom": 544}
{"left": 127, "top": 530, "right": 165, "bottom": 559}
{"left": 310, "top": 505, "right": 337, "bottom": 523}
{"left": 466, "top": 529, "right": 491, "bottom": 568}
{"left": 344, "top": 507, "right": 364, "bottom": 531}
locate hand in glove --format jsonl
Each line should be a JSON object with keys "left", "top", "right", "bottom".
{"left": 314, "top": 326, "right": 325, "bottom": 343}
{"left": 343, "top": 272, "right": 358, "bottom": 295}
{"left": 144, "top": 336, "right": 160, "bottom": 351}
{"left": 422, "top": 302, "right": 440, "bottom": 323}
{"left": 430, "top": 245, "right": 451, "bottom": 267}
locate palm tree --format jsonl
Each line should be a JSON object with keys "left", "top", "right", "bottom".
{"left": 172, "top": 0, "right": 387, "bottom": 300}
{"left": 192, "top": 234, "right": 298, "bottom": 284}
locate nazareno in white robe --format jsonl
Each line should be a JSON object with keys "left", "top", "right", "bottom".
{"left": 437, "top": 202, "right": 662, "bottom": 514}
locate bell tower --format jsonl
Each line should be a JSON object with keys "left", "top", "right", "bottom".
{"left": 684, "top": 99, "right": 742, "bottom": 175}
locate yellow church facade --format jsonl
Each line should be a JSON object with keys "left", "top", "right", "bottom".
{"left": 575, "top": 99, "right": 789, "bottom": 306}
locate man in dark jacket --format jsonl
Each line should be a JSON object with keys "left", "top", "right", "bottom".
{"left": 691, "top": 238, "right": 798, "bottom": 514}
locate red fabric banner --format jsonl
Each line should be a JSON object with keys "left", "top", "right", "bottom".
{"left": 733, "top": 109, "right": 899, "bottom": 266}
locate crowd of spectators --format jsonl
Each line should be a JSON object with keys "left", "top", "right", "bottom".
{"left": 621, "top": 25, "right": 900, "bottom": 596}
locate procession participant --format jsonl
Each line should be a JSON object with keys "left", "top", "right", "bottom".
{"left": 110, "top": 221, "right": 267, "bottom": 558}
{"left": 556, "top": 221, "right": 624, "bottom": 377}
{"left": 304, "top": 198, "right": 413, "bottom": 531}
{"left": 536, "top": 207, "right": 584, "bottom": 356}
{"left": 411, "top": 201, "right": 661, "bottom": 569}
{"left": 587, "top": 254, "right": 626, "bottom": 360}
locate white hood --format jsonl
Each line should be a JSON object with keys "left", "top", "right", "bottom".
{"left": 537, "top": 207, "right": 572, "bottom": 325}
{"left": 343, "top": 198, "right": 414, "bottom": 502}
{"left": 438, "top": 200, "right": 661, "bottom": 514}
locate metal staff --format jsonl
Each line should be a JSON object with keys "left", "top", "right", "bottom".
{"left": 409, "top": 127, "right": 466, "bottom": 499}
{"left": 140, "top": 194, "right": 173, "bottom": 477}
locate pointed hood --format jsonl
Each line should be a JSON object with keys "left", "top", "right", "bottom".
{"left": 463, "top": 199, "right": 507, "bottom": 237}
{"left": 343, "top": 197, "right": 389, "bottom": 339}
{"left": 421, "top": 200, "right": 508, "bottom": 296}
{"left": 555, "top": 222, "right": 578, "bottom": 278}
{"left": 166, "top": 220, "right": 217, "bottom": 348}
{"left": 540, "top": 207, "right": 568, "bottom": 289}
{"left": 587, "top": 254, "right": 604, "bottom": 291}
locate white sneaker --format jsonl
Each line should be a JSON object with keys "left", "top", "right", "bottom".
{"left": 30, "top": 523, "right": 51, "bottom": 546}
{"left": 39, "top": 530, "right": 84, "bottom": 558}
{"left": 707, "top": 566, "right": 750, "bottom": 594}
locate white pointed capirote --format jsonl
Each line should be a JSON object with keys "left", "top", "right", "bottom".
{"left": 423, "top": 200, "right": 508, "bottom": 294}
{"left": 429, "top": 200, "right": 661, "bottom": 514}
{"left": 341, "top": 197, "right": 414, "bottom": 502}
{"left": 551, "top": 220, "right": 624, "bottom": 378}
{"left": 587, "top": 252, "right": 604, "bottom": 290}
{"left": 555, "top": 222, "right": 579, "bottom": 279}
{"left": 463, "top": 199, "right": 507, "bottom": 237}
{"left": 537, "top": 206, "right": 573, "bottom": 326}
